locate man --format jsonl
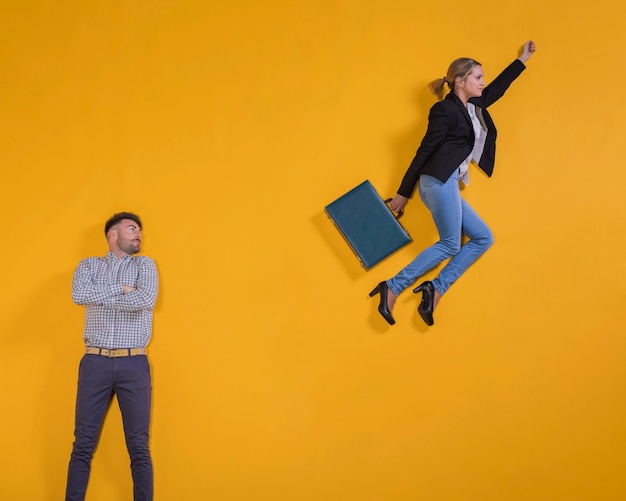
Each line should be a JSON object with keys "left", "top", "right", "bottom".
{"left": 65, "top": 212, "right": 159, "bottom": 501}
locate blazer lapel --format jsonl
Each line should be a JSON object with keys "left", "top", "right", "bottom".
{"left": 447, "top": 92, "right": 471, "bottom": 124}
{"left": 446, "top": 92, "right": 474, "bottom": 141}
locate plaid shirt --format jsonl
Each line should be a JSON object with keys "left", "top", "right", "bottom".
{"left": 72, "top": 251, "right": 159, "bottom": 349}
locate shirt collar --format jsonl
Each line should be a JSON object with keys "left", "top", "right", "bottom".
{"left": 105, "top": 250, "right": 131, "bottom": 262}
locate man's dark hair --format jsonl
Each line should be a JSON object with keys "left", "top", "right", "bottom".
{"left": 104, "top": 212, "right": 142, "bottom": 236}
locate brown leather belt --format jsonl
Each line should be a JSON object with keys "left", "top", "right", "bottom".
{"left": 85, "top": 347, "right": 147, "bottom": 358}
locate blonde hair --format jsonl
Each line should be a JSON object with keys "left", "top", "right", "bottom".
{"left": 428, "top": 58, "right": 481, "bottom": 100}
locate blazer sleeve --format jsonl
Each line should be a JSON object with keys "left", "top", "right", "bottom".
{"left": 473, "top": 59, "right": 526, "bottom": 108}
{"left": 397, "top": 102, "right": 451, "bottom": 198}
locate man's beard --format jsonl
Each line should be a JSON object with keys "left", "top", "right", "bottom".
{"left": 120, "top": 239, "right": 141, "bottom": 255}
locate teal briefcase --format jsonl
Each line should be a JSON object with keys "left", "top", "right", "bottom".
{"left": 325, "top": 180, "right": 411, "bottom": 270}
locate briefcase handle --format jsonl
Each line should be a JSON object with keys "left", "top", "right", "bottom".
{"left": 384, "top": 198, "right": 404, "bottom": 219}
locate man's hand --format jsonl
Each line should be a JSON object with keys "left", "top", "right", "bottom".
{"left": 122, "top": 285, "right": 137, "bottom": 294}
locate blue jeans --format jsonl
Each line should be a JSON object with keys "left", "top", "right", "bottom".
{"left": 387, "top": 174, "right": 493, "bottom": 297}
{"left": 65, "top": 354, "right": 153, "bottom": 501}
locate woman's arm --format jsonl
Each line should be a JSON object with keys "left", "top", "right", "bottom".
{"left": 476, "top": 40, "right": 536, "bottom": 108}
{"left": 518, "top": 40, "right": 536, "bottom": 64}
{"left": 395, "top": 103, "right": 451, "bottom": 200}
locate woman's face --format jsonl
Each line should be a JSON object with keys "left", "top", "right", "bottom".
{"left": 458, "top": 65, "right": 485, "bottom": 98}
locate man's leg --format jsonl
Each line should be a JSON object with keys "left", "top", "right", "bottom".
{"left": 66, "top": 355, "right": 113, "bottom": 501}
{"left": 116, "top": 355, "right": 153, "bottom": 501}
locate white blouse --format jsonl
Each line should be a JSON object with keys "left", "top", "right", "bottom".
{"left": 457, "top": 102, "right": 487, "bottom": 185}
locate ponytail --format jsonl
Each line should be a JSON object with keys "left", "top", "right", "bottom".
{"left": 428, "top": 77, "right": 448, "bottom": 100}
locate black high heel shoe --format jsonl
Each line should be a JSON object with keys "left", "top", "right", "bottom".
{"left": 413, "top": 281, "right": 435, "bottom": 326}
{"left": 369, "top": 281, "right": 395, "bottom": 325}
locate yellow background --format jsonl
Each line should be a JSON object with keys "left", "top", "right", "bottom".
{"left": 2, "top": 1, "right": 626, "bottom": 500}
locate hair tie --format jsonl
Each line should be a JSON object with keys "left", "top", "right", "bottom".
{"left": 442, "top": 77, "right": 447, "bottom": 83}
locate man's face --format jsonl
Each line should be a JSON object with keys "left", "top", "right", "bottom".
{"left": 114, "top": 219, "right": 142, "bottom": 255}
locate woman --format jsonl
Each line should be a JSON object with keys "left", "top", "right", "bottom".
{"left": 370, "top": 40, "right": 536, "bottom": 326}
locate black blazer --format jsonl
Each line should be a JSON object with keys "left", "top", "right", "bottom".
{"left": 397, "top": 59, "right": 526, "bottom": 198}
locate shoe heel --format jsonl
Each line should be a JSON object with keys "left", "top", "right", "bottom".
{"left": 370, "top": 281, "right": 395, "bottom": 325}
